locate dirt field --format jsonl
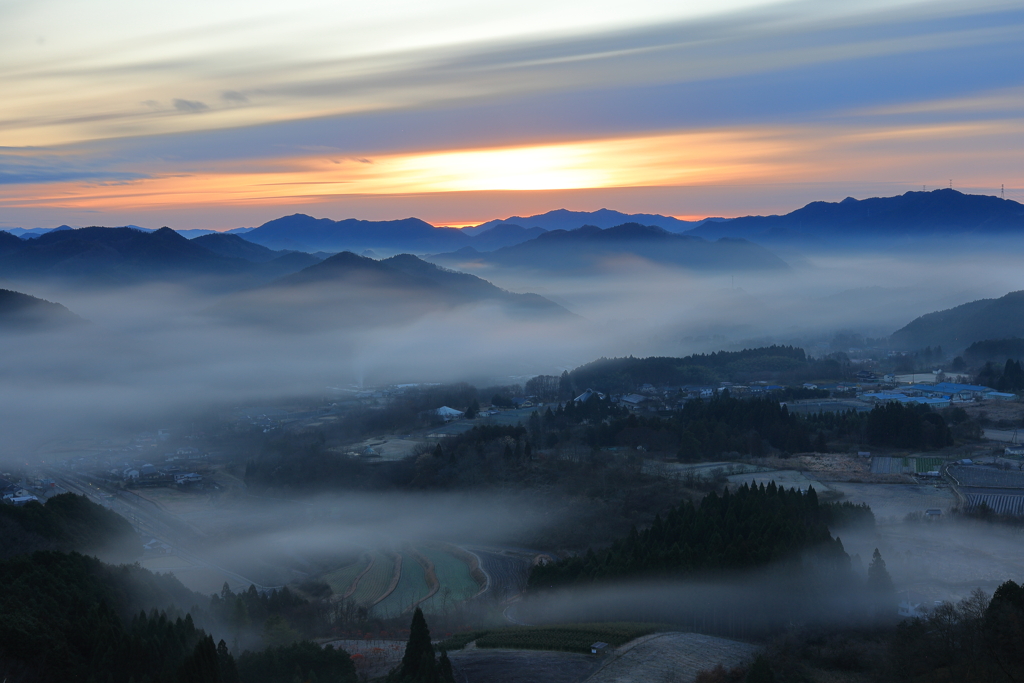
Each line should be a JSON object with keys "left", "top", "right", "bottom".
{"left": 963, "top": 400, "right": 1024, "bottom": 425}
{"left": 827, "top": 481, "right": 958, "bottom": 521}
{"left": 450, "top": 648, "right": 601, "bottom": 683}
{"left": 585, "top": 632, "right": 759, "bottom": 683}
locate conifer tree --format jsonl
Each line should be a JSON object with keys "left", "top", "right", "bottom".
{"left": 390, "top": 608, "right": 438, "bottom": 683}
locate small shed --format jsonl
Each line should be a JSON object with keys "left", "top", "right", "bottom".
{"left": 590, "top": 642, "right": 609, "bottom": 656}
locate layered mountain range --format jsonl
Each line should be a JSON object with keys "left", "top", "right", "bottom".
{"left": 425, "top": 223, "right": 788, "bottom": 273}
{"left": 686, "top": 189, "right": 1024, "bottom": 246}
{"left": 891, "top": 290, "right": 1024, "bottom": 353}
{"left": 210, "top": 251, "right": 571, "bottom": 330}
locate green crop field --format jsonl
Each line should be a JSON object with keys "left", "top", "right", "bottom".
{"left": 350, "top": 551, "right": 396, "bottom": 606}
{"left": 371, "top": 552, "right": 430, "bottom": 618}
{"left": 915, "top": 457, "right": 945, "bottom": 473}
{"left": 322, "top": 555, "right": 370, "bottom": 596}
{"left": 417, "top": 547, "right": 480, "bottom": 614}
{"left": 439, "top": 623, "right": 666, "bottom": 654}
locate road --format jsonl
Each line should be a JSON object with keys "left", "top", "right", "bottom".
{"left": 53, "top": 471, "right": 268, "bottom": 591}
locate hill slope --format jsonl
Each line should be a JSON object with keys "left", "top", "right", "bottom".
{"left": 428, "top": 223, "right": 788, "bottom": 273}
{"left": 242, "top": 214, "right": 545, "bottom": 253}
{"left": 0, "top": 289, "right": 85, "bottom": 331}
{"left": 0, "top": 226, "right": 318, "bottom": 287}
{"left": 688, "top": 189, "right": 1024, "bottom": 246}
{"left": 891, "top": 290, "right": 1024, "bottom": 352}
{"left": 464, "top": 209, "right": 717, "bottom": 234}
{"left": 215, "top": 251, "right": 569, "bottom": 329}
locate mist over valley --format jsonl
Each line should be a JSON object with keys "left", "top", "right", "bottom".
{"left": 6, "top": 1, "right": 1024, "bottom": 673}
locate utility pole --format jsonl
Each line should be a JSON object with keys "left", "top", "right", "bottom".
{"left": 1002, "top": 184, "right": 1005, "bottom": 199}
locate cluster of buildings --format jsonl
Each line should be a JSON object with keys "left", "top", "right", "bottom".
{"left": 56, "top": 432, "right": 219, "bottom": 492}
{"left": 0, "top": 475, "right": 66, "bottom": 506}
{"left": 861, "top": 382, "right": 1015, "bottom": 409}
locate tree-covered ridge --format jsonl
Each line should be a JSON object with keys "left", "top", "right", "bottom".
{"left": 0, "top": 550, "right": 359, "bottom": 683}
{"left": 529, "top": 483, "right": 862, "bottom": 588}
{"left": 0, "top": 492, "right": 141, "bottom": 561}
{"left": 805, "top": 401, "right": 954, "bottom": 451}
{"left": 0, "top": 550, "right": 223, "bottom": 682}
{"left": 568, "top": 346, "right": 810, "bottom": 393}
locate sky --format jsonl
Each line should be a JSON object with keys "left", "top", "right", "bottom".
{"left": 3, "top": 0, "right": 1024, "bottom": 229}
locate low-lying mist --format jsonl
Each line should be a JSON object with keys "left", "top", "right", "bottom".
{"left": 3, "top": 241, "right": 1024, "bottom": 458}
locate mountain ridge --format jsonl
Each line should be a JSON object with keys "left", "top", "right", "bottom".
{"left": 427, "top": 222, "right": 789, "bottom": 273}
{"left": 687, "top": 189, "right": 1024, "bottom": 246}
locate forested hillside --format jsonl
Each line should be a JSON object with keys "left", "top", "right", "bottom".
{"left": 528, "top": 483, "right": 870, "bottom": 587}
{"left": 0, "top": 492, "right": 141, "bottom": 561}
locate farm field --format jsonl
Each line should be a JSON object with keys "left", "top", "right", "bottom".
{"left": 871, "top": 456, "right": 948, "bottom": 474}
{"left": 826, "top": 481, "right": 956, "bottom": 521}
{"left": 372, "top": 552, "right": 430, "bottom": 618}
{"left": 322, "top": 554, "right": 370, "bottom": 596}
{"left": 449, "top": 649, "right": 600, "bottom": 683}
{"left": 468, "top": 548, "right": 531, "bottom": 602}
{"left": 350, "top": 551, "right": 396, "bottom": 606}
{"left": 585, "top": 632, "right": 759, "bottom": 683}
{"left": 417, "top": 547, "right": 480, "bottom": 614}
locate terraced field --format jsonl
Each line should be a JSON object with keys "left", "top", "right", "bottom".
{"left": 586, "top": 632, "right": 759, "bottom": 683}
{"left": 418, "top": 547, "right": 481, "bottom": 614}
{"left": 350, "top": 551, "right": 397, "bottom": 606}
{"left": 372, "top": 552, "right": 430, "bottom": 618}
{"left": 470, "top": 548, "right": 531, "bottom": 602}
{"left": 322, "top": 555, "right": 370, "bottom": 597}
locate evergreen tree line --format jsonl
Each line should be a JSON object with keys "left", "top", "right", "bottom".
{"left": 0, "top": 550, "right": 359, "bottom": 683}
{"left": 976, "top": 358, "right": 1024, "bottom": 392}
{"left": 567, "top": 347, "right": 809, "bottom": 394}
{"left": 208, "top": 583, "right": 319, "bottom": 651}
{"left": 0, "top": 492, "right": 142, "bottom": 562}
{"left": 805, "top": 402, "right": 954, "bottom": 450}
{"left": 528, "top": 482, "right": 857, "bottom": 588}
{"left": 521, "top": 485, "right": 892, "bottom": 639}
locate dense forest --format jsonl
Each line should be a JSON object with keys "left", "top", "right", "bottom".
{"left": 0, "top": 494, "right": 359, "bottom": 683}
{"left": 521, "top": 483, "right": 887, "bottom": 637}
{"left": 565, "top": 348, "right": 843, "bottom": 395}
{"left": 0, "top": 492, "right": 141, "bottom": 561}
{"left": 528, "top": 483, "right": 872, "bottom": 588}
{"left": 805, "top": 402, "right": 955, "bottom": 450}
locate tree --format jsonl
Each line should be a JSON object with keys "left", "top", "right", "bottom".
{"left": 389, "top": 607, "right": 447, "bottom": 683}
{"left": 867, "top": 548, "right": 895, "bottom": 618}
{"left": 746, "top": 655, "right": 775, "bottom": 683}
{"left": 558, "top": 370, "right": 574, "bottom": 400}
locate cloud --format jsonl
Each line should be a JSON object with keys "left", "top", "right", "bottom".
{"left": 172, "top": 98, "right": 210, "bottom": 113}
{"left": 221, "top": 90, "right": 249, "bottom": 104}
{"left": 0, "top": 151, "right": 148, "bottom": 186}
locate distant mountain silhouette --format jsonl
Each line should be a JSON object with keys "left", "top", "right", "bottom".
{"left": 241, "top": 215, "right": 462, "bottom": 253}
{"left": 214, "top": 251, "right": 568, "bottom": 330}
{"left": 191, "top": 232, "right": 293, "bottom": 263}
{"left": 463, "top": 209, "right": 718, "bottom": 235}
{"left": 687, "top": 189, "right": 1024, "bottom": 246}
{"left": 0, "top": 226, "right": 316, "bottom": 288}
{"left": 891, "top": 290, "right": 1024, "bottom": 352}
{"left": 465, "top": 223, "right": 547, "bottom": 250}
{"left": 0, "top": 289, "right": 85, "bottom": 332}
{"left": 241, "top": 214, "right": 544, "bottom": 254}
{"left": 427, "top": 223, "right": 788, "bottom": 273}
